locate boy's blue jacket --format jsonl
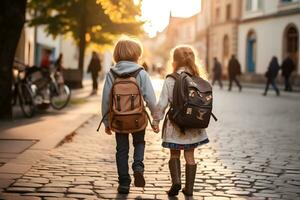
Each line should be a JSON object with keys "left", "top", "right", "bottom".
{"left": 101, "top": 61, "right": 156, "bottom": 128}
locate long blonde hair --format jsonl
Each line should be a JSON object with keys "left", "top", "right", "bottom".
{"left": 169, "top": 45, "right": 208, "bottom": 80}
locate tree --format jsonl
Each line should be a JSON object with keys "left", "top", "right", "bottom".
{"left": 28, "top": 0, "right": 143, "bottom": 84}
{"left": 0, "top": 0, "right": 27, "bottom": 119}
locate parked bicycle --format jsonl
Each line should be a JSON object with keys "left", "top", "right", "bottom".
{"left": 12, "top": 61, "right": 35, "bottom": 117}
{"left": 12, "top": 60, "right": 71, "bottom": 118}
{"left": 48, "top": 65, "right": 71, "bottom": 110}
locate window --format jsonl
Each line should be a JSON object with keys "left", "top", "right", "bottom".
{"left": 246, "top": 0, "right": 263, "bottom": 11}
{"left": 287, "top": 26, "right": 299, "bottom": 53}
{"left": 223, "top": 35, "right": 230, "bottom": 68}
{"left": 246, "top": 0, "right": 252, "bottom": 11}
{"left": 283, "top": 24, "right": 299, "bottom": 72}
{"left": 258, "top": 0, "right": 263, "bottom": 9}
{"left": 223, "top": 35, "right": 229, "bottom": 58}
{"left": 226, "top": 4, "right": 232, "bottom": 20}
{"left": 216, "top": 7, "right": 220, "bottom": 22}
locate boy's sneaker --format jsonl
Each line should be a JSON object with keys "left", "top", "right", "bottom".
{"left": 134, "top": 171, "right": 145, "bottom": 187}
{"left": 117, "top": 185, "right": 130, "bottom": 194}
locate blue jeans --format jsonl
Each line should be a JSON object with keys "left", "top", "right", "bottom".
{"left": 264, "top": 78, "right": 279, "bottom": 95}
{"left": 115, "top": 130, "right": 145, "bottom": 186}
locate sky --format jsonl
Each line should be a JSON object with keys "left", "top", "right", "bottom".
{"left": 141, "top": 0, "right": 202, "bottom": 37}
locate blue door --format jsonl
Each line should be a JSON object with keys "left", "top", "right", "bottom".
{"left": 247, "top": 38, "right": 256, "bottom": 73}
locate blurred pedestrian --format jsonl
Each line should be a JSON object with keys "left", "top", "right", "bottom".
{"left": 228, "top": 54, "right": 242, "bottom": 92}
{"left": 281, "top": 56, "right": 295, "bottom": 92}
{"left": 152, "top": 63, "right": 157, "bottom": 73}
{"left": 87, "top": 51, "right": 102, "bottom": 95}
{"left": 55, "top": 53, "right": 64, "bottom": 71}
{"left": 40, "top": 49, "right": 52, "bottom": 80}
{"left": 40, "top": 49, "right": 52, "bottom": 69}
{"left": 212, "top": 57, "right": 223, "bottom": 89}
{"left": 142, "top": 61, "right": 149, "bottom": 71}
{"left": 263, "top": 56, "right": 280, "bottom": 96}
{"left": 54, "top": 53, "right": 65, "bottom": 85}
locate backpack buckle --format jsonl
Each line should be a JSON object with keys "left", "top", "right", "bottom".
{"left": 135, "top": 119, "right": 139, "bottom": 128}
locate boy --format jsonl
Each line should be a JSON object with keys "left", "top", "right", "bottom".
{"left": 101, "top": 37, "right": 158, "bottom": 194}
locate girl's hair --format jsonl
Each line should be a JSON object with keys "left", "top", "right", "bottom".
{"left": 113, "top": 37, "right": 143, "bottom": 63}
{"left": 170, "top": 45, "right": 208, "bottom": 80}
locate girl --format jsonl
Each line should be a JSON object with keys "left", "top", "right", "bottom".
{"left": 263, "top": 56, "right": 280, "bottom": 96}
{"left": 102, "top": 37, "right": 157, "bottom": 194}
{"left": 153, "top": 45, "right": 209, "bottom": 197}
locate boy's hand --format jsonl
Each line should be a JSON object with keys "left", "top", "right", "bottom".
{"left": 152, "top": 124, "right": 160, "bottom": 133}
{"left": 105, "top": 127, "right": 112, "bottom": 135}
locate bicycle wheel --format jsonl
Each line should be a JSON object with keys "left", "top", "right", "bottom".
{"left": 11, "top": 84, "right": 18, "bottom": 106}
{"left": 18, "top": 83, "right": 35, "bottom": 117}
{"left": 50, "top": 84, "right": 71, "bottom": 110}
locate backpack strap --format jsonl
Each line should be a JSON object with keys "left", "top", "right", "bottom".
{"left": 211, "top": 112, "right": 218, "bottom": 121}
{"left": 110, "top": 67, "right": 144, "bottom": 79}
{"left": 110, "top": 69, "right": 118, "bottom": 79}
{"left": 166, "top": 72, "right": 180, "bottom": 80}
{"left": 130, "top": 67, "right": 144, "bottom": 78}
{"left": 166, "top": 71, "right": 193, "bottom": 80}
{"left": 97, "top": 111, "right": 109, "bottom": 132}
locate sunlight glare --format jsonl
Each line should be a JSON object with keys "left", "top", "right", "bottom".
{"left": 141, "top": 0, "right": 201, "bottom": 37}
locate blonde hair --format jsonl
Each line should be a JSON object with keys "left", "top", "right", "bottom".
{"left": 113, "top": 37, "right": 143, "bottom": 63}
{"left": 169, "top": 45, "right": 208, "bottom": 80}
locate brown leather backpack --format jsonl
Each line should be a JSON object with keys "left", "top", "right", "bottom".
{"left": 97, "top": 68, "right": 150, "bottom": 133}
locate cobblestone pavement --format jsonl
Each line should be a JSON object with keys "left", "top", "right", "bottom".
{"left": 1, "top": 83, "right": 300, "bottom": 200}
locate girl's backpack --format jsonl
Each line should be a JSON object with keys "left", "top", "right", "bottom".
{"left": 167, "top": 71, "right": 217, "bottom": 131}
{"left": 97, "top": 68, "right": 150, "bottom": 133}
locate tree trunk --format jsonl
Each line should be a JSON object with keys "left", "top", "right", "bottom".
{"left": 77, "top": 0, "right": 87, "bottom": 88}
{"left": 0, "top": 0, "right": 27, "bottom": 120}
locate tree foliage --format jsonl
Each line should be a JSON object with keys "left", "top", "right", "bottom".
{"left": 28, "top": 0, "right": 143, "bottom": 45}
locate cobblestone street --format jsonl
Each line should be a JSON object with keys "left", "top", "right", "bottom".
{"left": 1, "top": 83, "right": 300, "bottom": 200}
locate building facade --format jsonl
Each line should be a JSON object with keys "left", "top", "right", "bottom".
{"left": 208, "top": 0, "right": 242, "bottom": 76}
{"left": 195, "top": 0, "right": 212, "bottom": 68}
{"left": 142, "top": 13, "right": 198, "bottom": 74}
{"left": 238, "top": 0, "right": 300, "bottom": 82}
{"left": 165, "top": 14, "right": 198, "bottom": 50}
{"left": 16, "top": 26, "right": 92, "bottom": 71}
{"left": 15, "top": 24, "right": 36, "bottom": 66}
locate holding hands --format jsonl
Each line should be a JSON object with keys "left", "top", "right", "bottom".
{"left": 152, "top": 120, "right": 160, "bottom": 133}
{"left": 152, "top": 125, "right": 160, "bottom": 133}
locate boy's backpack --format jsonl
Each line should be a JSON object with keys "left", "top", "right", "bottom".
{"left": 97, "top": 68, "right": 149, "bottom": 133}
{"left": 167, "top": 71, "right": 217, "bottom": 131}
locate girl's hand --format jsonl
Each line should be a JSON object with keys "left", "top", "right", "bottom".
{"left": 152, "top": 124, "right": 160, "bottom": 133}
{"left": 105, "top": 127, "right": 112, "bottom": 135}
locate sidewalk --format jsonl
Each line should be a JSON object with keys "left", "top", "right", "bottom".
{"left": 220, "top": 80, "right": 300, "bottom": 93}
{"left": 0, "top": 80, "right": 102, "bottom": 191}
{"left": 1, "top": 83, "right": 299, "bottom": 199}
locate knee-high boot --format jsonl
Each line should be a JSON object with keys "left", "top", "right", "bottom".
{"left": 167, "top": 158, "right": 181, "bottom": 196}
{"left": 182, "top": 164, "right": 197, "bottom": 196}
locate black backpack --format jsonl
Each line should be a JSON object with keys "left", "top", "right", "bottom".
{"left": 167, "top": 71, "right": 217, "bottom": 131}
